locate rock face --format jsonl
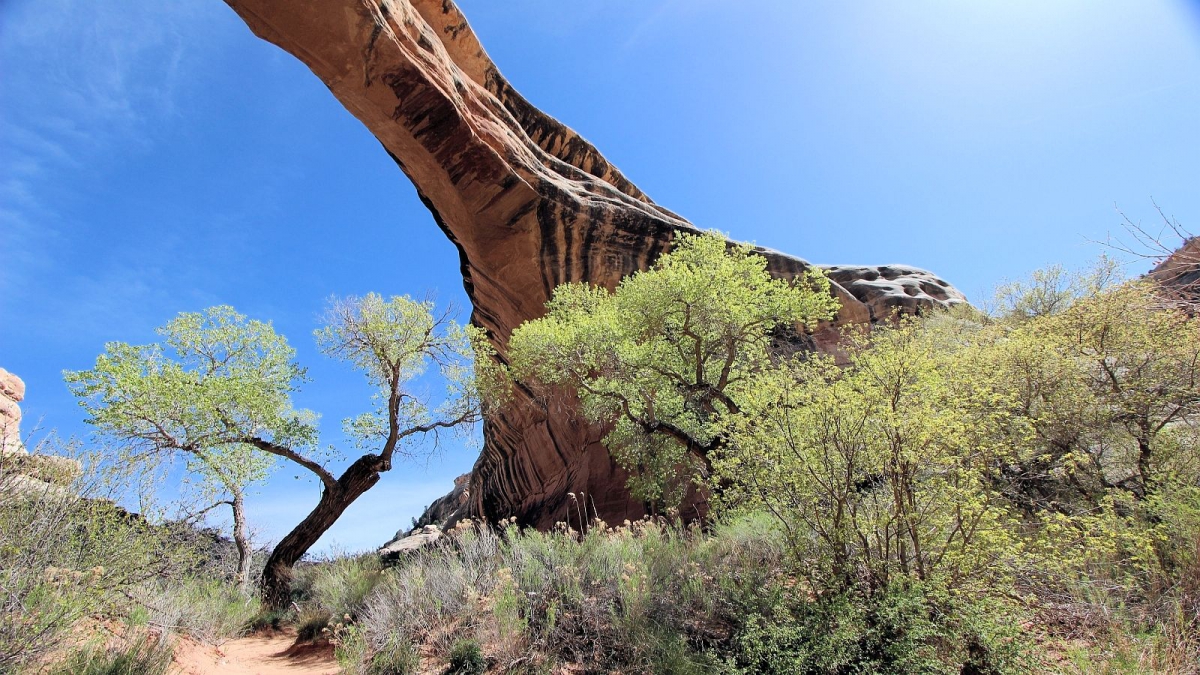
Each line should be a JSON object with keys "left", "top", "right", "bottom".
{"left": 0, "top": 369, "right": 82, "bottom": 498}
{"left": 823, "top": 265, "right": 964, "bottom": 322}
{"left": 378, "top": 525, "right": 443, "bottom": 561}
{"left": 0, "top": 368, "right": 26, "bottom": 457}
{"left": 1149, "top": 238, "right": 1200, "bottom": 305}
{"left": 411, "top": 472, "right": 471, "bottom": 530}
{"left": 220, "top": 0, "right": 967, "bottom": 529}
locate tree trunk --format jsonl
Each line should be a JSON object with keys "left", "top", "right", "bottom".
{"left": 1136, "top": 429, "right": 1154, "bottom": 498}
{"left": 260, "top": 455, "right": 385, "bottom": 609}
{"left": 231, "top": 492, "right": 252, "bottom": 593}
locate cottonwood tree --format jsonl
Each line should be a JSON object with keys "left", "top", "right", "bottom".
{"left": 509, "top": 232, "right": 838, "bottom": 507}
{"left": 65, "top": 308, "right": 289, "bottom": 591}
{"left": 718, "top": 321, "right": 1025, "bottom": 594}
{"left": 983, "top": 263, "right": 1200, "bottom": 501}
{"left": 181, "top": 444, "right": 274, "bottom": 591}
{"left": 67, "top": 295, "right": 495, "bottom": 607}
{"left": 991, "top": 256, "right": 1121, "bottom": 321}
{"left": 1037, "top": 280, "right": 1200, "bottom": 497}
{"left": 935, "top": 274, "right": 1200, "bottom": 582}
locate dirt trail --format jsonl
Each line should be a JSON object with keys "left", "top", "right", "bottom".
{"left": 172, "top": 631, "right": 340, "bottom": 675}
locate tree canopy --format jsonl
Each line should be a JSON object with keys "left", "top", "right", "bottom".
{"left": 510, "top": 231, "right": 839, "bottom": 506}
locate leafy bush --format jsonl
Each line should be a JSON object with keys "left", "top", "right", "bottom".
{"left": 448, "top": 638, "right": 486, "bottom": 674}
{"left": 726, "top": 580, "right": 1029, "bottom": 674}
{"left": 719, "top": 319, "right": 1026, "bottom": 594}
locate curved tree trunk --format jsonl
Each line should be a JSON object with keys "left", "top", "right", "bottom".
{"left": 260, "top": 456, "right": 384, "bottom": 609}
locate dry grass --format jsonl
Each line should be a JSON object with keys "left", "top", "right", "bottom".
{"left": 329, "top": 514, "right": 784, "bottom": 674}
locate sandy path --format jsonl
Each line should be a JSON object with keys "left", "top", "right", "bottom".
{"left": 172, "top": 631, "right": 340, "bottom": 675}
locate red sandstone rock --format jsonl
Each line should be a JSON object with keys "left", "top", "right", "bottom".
{"left": 219, "top": 0, "right": 966, "bottom": 528}
{"left": 1149, "top": 237, "right": 1200, "bottom": 305}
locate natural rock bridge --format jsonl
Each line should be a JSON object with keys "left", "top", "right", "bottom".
{"left": 221, "top": 0, "right": 966, "bottom": 529}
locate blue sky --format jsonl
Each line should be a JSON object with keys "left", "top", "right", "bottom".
{"left": 2, "top": 0, "right": 1198, "bottom": 553}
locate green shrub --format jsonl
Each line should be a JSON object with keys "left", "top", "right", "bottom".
{"left": 295, "top": 553, "right": 385, "bottom": 621}
{"left": 726, "top": 580, "right": 1030, "bottom": 675}
{"left": 48, "top": 630, "right": 174, "bottom": 675}
{"left": 370, "top": 644, "right": 420, "bottom": 675}
{"left": 296, "top": 607, "right": 333, "bottom": 644}
{"left": 0, "top": 439, "right": 199, "bottom": 670}
{"left": 136, "top": 576, "right": 259, "bottom": 644}
{"left": 334, "top": 623, "right": 368, "bottom": 672}
{"left": 448, "top": 638, "right": 486, "bottom": 674}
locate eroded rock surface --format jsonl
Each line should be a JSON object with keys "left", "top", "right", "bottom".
{"left": 219, "top": 0, "right": 967, "bottom": 529}
{"left": 0, "top": 369, "right": 82, "bottom": 500}
{"left": 1, "top": 368, "right": 26, "bottom": 456}
{"left": 379, "top": 525, "right": 443, "bottom": 561}
{"left": 824, "top": 264, "right": 965, "bottom": 321}
{"left": 1149, "top": 237, "right": 1200, "bottom": 305}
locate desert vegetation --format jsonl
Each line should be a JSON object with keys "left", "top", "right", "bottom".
{"left": 6, "top": 233, "right": 1200, "bottom": 673}
{"left": 64, "top": 294, "right": 496, "bottom": 608}
{"left": 0, "top": 437, "right": 263, "bottom": 672}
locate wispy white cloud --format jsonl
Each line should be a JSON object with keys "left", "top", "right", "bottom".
{"left": 0, "top": 0, "right": 221, "bottom": 306}
{"left": 617, "top": 0, "right": 727, "bottom": 56}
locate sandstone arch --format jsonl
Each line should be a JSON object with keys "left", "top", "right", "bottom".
{"left": 221, "top": 0, "right": 965, "bottom": 528}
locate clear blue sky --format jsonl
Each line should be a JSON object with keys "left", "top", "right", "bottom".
{"left": 2, "top": 0, "right": 1198, "bottom": 553}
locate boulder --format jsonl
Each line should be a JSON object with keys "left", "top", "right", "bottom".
{"left": 219, "top": 0, "right": 967, "bottom": 530}
{"left": 378, "top": 525, "right": 443, "bottom": 561}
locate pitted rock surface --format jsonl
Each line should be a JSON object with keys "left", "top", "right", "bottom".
{"left": 823, "top": 265, "right": 965, "bottom": 321}
{"left": 220, "top": 0, "right": 967, "bottom": 530}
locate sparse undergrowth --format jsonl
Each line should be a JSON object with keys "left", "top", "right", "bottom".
{"left": 0, "top": 439, "right": 267, "bottom": 673}
{"left": 316, "top": 516, "right": 1036, "bottom": 674}
{"left": 281, "top": 513, "right": 1196, "bottom": 674}
{"left": 47, "top": 629, "right": 175, "bottom": 675}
